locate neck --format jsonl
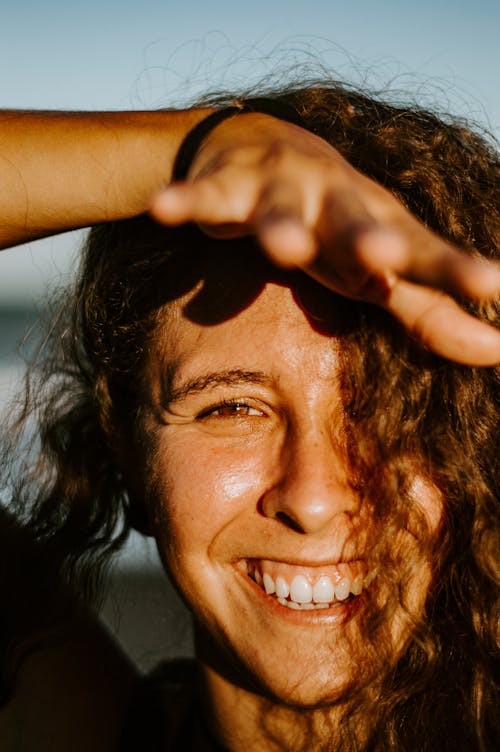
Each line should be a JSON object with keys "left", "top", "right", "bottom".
{"left": 196, "top": 661, "right": 372, "bottom": 752}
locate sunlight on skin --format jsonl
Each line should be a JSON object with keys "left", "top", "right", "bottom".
{"left": 150, "top": 108, "right": 500, "bottom": 368}
{"left": 129, "top": 257, "right": 445, "bottom": 752}
{"left": 152, "top": 184, "right": 500, "bottom": 366}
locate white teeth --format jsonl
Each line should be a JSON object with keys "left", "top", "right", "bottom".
{"left": 278, "top": 598, "right": 314, "bottom": 611}
{"left": 312, "top": 575, "right": 335, "bottom": 603}
{"left": 251, "top": 563, "right": 375, "bottom": 605}
{"left": 334, "top": 578, "right": 350, "bottom": 601}
{"left": 290, "top": 575, "right": 313, "bottom": 604}
{"left": 263, "top": 572, "right": 275, "bottom": 595}
{"left": 275, "top": 576, "right": 290, "bottom": 599}
{"left": 278, "top": 597, "right": 331, "bottom": 611}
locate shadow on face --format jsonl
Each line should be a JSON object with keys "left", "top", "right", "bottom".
{"left": 158, "top": 232, "right": 355, "bottom": 340}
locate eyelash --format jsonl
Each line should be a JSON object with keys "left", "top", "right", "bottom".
{"left": 197, "top": 398, "right": 264, "bottom": 420}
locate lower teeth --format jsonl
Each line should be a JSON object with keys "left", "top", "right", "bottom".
{"left": 276, "top": 596, "right": 339, "bottom": 610}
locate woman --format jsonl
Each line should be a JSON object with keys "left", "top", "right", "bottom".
{"left": 0, "top": 82, "right": 498, "bottom": 750}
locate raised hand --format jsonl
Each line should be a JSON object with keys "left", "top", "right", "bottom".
{"left": 150, "top": 113, "right": 500, "bottom": 366}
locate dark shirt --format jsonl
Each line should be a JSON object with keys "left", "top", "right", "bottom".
{"left": 119, "top": 659, "right": 226, "bottom": 751}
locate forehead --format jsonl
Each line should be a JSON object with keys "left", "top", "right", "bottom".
{"left": 149, "top": 246, "right": 346, "bottom": 379}
{"left": 165, "top": 283, "right": 337, "bottom": 374}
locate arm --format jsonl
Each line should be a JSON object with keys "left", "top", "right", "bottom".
{"left": 0, "top": 107, "right": 213, "bottom": 248}
{"left": 1, "top": 106, "right": 499, "bottom": 361}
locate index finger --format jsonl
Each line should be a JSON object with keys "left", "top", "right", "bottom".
{"left": 383, "top": 278, "right": 500, "bottom": 366}
{"left": 354, "top": 224, "right": 500, "bottom": 300}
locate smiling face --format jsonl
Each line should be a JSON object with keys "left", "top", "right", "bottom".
{"left": 132, "top": 248, "right": 442, "bottom": 708}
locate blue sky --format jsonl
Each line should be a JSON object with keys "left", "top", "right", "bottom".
{"left": 3, "top": 0, "right": 498, "bottom": 122}
{"left": 1, "top": 0, "right": 498, "bottom": 301}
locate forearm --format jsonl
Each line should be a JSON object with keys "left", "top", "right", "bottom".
{"left": 0, "top": 107, "right": 213, "bottom": 249}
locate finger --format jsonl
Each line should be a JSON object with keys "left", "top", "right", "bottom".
{"left": 355, "top": 224, "right": 500, "bottom": 300}
{"left": 311, "top": 184, "right": 392, "bottom": 298}
{"left": 150, "top": 183, "right": 198, "bottom": 225}
{"left": 258, "top": 215, "right": 317, "bottom": 267}
{"left": 444, "top": 253, "right": 500, "bottom": 298}
{"left": 383, "top": 278, "right": 500, "bottom": 366}
{"left": 254, "top": 181, "right": 317, "bottom": 267}
{"left": 150, "top": 174, "right": 257, "bottom": 228}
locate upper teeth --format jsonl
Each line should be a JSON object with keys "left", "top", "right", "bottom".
{"left": 250, "top": 563, "right": 373, "bottom": 607}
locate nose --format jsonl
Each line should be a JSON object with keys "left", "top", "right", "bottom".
{"left": 260, "top": 426, "right": 358, "bottom": 535}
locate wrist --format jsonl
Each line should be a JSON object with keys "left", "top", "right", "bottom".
{"left": 172, "top": 99, "right": 308, "bottom": 182}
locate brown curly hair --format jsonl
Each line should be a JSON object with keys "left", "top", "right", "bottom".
{"left": 2, "top": 82, "right": 498, "bottom": 750}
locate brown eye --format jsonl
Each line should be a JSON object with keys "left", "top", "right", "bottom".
{"left": 200, "top": 402, "right": 263, "bottom": 419}
{"left": 216, "top": 404, "right": 254, "bottom": 417}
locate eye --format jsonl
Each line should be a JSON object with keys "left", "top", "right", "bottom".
{"left": 198, "top": 399, "right": 264, "bottom": 419}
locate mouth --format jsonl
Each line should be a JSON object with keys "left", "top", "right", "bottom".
{"left": 245, "top": 558, "right": 376, "bottom": 612}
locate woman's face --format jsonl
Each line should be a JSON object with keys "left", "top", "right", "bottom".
{"left": 134, "top": 250, "right": 442, "bottom": 706}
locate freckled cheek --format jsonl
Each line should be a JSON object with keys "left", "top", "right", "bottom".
{"left": 152, "top": 442, "right": 269, "bottom": 540}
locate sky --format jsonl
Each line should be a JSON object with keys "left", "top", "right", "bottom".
{"left": 0, "top": 0, "right": 498, "bottom": 303}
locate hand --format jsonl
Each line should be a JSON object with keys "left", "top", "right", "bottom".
{"left": 150, "top": 113, "right": 500, "bottom": 366}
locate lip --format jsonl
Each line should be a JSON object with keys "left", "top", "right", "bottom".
{"left": 235, "top": 553, "right": 368, "bottom": 569}
{"left": 246, "top": 556, "right": 367, "bottom": 582}
{"left": 235, "top": 561, "right": 367, "bottom": 626}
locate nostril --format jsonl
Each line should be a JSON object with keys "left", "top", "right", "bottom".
{"left": 275, "top": 511, "right": 305, "bottom": 534}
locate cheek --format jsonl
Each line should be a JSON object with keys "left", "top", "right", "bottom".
{"left": 146, "top": 433, "right": 268, "bottom": 555}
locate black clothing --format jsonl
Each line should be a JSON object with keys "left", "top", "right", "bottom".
{"left": 119, "top": 659, "right": 227, "bottom": 751}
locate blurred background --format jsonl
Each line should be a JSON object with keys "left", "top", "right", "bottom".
{"left": 1, "top": 0, "right": 498, "bottom": 671}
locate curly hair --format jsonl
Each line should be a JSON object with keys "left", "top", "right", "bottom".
{"left": 1, "top": 82, "right": 498, "bottom": 750}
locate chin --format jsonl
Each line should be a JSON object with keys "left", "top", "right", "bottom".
{"left": 262, "top": 671, "right": 357, "bottom": 710}
{"left": 196, "top": 620, "right": 379, "bottom": 711}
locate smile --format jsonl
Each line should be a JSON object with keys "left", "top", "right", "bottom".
{"left": 246, "top": 559, "right": 376, "bottom": 611}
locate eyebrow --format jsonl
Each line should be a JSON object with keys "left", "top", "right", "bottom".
{"left": 163, "top": 368, "right": 273, "bottom": 404}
